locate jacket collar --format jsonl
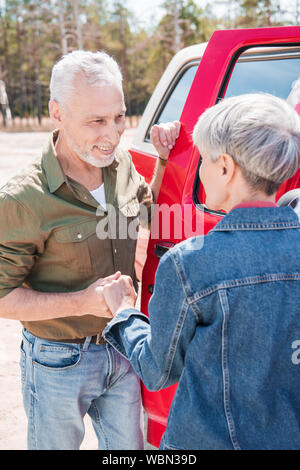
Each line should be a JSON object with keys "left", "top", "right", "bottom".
{"left": 211, "top": 205, "right": 300, "bottom": 232}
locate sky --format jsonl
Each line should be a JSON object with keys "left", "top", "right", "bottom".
{"left": 124, "top": 0, "right": 226, "bottom": 31}
{"left": 125, "top": 0, "right": 297, "bottom": 29}
{"left": 125, "top": 0, "right": 165, "bottom": 30}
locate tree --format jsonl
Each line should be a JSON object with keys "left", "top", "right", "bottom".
{"left": 0, "top": 0, "right": 295, "bottom": 126}
{"left": 234, "top": 0, "right": 285, "bottom": 27}
{"left": 109, "top": 2, "right": 134, "bottom": 116}
{"left": 148, "top": 0, "right": 215, "bottom": 89}
{"left": 82, "top": 0, "right": 109, "bottom": 51}
{"left": 0, "top": 78, "right": 12, "bottom": 126}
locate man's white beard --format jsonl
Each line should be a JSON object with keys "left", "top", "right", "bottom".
{"left": 66, "top": 135, "right": 116, "bottom": 168}
{"left": 78, "top": 149, "right": 115, "bottom": 168}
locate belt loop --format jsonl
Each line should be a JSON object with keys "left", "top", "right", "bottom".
{"left": 82, "top": 336, "right": 92, "bottom": 351}
{"left": 96, "top": 333, "right": 102, "bottom": 345}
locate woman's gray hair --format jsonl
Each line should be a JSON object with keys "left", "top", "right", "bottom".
{"left": 193, "top": 93, "right": 300, "bottom": 195}
{"left": 50, "top": 50, "right": 123, "bottom": 108}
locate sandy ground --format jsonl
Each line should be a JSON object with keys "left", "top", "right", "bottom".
{"left": 0, "top": 127, "right": 153, "bottom": 450}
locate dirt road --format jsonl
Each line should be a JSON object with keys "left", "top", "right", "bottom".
{"left": 0, "top": 128, "right": 153, "bottom": 450}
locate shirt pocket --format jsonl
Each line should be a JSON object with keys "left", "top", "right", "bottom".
{"left": 53, "top": 220, "right": 97, "bottom": 275}
{"left": 117, "top": 196, "right": 141, "bottom": 242}
{"left": 119, "top": 193, "right": 152, "bottom": 230}
{"left": 118, "top": 196, "right": 140, "bottom": 218}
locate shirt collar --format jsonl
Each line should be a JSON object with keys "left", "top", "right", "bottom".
{"left": 232, "top": 200, "right": 278, "bottom": 209}
{"left": 41, "top": 130, "right": 67, "bottom": 194}
{"left": 109, "top": 150, "right": 120, "bottom": 171}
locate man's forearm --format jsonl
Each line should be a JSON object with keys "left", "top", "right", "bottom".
{"left": 149, "top": 120, "right": 180, "bottom": 202}
{"left": 150, "top": 158, "right": 167, "bottom": 203}
{"left": 0, "top": 287, "right": 83, "bottom": 321}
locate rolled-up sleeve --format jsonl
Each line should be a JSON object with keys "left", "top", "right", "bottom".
{"left": 0, "top": 192, "right": 43, "bottom": 298}
{"left": 103, "top": 249, "right": 198, "bottom": 391}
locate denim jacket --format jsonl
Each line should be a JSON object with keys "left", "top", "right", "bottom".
{"left": 103, "top": 206, "right": 300, "bottom": 450}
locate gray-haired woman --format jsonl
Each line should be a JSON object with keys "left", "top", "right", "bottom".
{"left": 102, "top": 93, "right": 300, "bottom": 450}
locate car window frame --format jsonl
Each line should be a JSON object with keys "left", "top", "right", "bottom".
{"left": 144, "top": 60, "right": 200, "bottom": 142}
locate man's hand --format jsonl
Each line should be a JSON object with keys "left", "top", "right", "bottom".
{"left": 102, "top": 275, "right": 137, "bottom": 316}
{"left": 80, "top": 271, "right": 122, "bottom": 318}
{"left": 150, "top": 121, "right": 181, "bottom": 161}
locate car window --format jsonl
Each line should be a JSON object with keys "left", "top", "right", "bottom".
{"left": 225, "top": 54, "right": 300, "bottom": 99}
{"left": 145, "top": 63, "right": 198, "bottom": 141}
{"left": 194, "top": 47, "right": 300, "bottom": 214}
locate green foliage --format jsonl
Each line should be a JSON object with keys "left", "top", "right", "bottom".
{"left": 0, "top": 0, "right": 294, "bottom": 124}
{"left": 234, "top": 0, "right": 284, "bottom": 27}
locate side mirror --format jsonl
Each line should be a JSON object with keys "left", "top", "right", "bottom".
{"left": 277, "top": 189, "right": 300, "bottom": 217}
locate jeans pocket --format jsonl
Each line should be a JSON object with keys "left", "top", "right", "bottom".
{"left": 32, "top": 343, "right": 81, "bottom": 371}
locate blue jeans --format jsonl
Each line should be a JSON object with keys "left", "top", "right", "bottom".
{"left": 20, "top": 328, "right": 144, "bottom": 450}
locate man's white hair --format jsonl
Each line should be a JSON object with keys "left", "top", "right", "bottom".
{"left": 49, "top": 50, "right": 123, "bottom": 108}
{"left": 193, "top": 93, "right": 300, "bottom": 195}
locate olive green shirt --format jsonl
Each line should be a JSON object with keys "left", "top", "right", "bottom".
{"left": 0, "top": 131, "right": 153, "bottom": 340}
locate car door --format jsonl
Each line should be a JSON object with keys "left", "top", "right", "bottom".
{"left": 130, "top": 26, "right": 300, "bottom": 448}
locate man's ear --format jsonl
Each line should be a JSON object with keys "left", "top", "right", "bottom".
{"left": 48, "top": 100, "right": 63, "bottom": 127}
{"left": 219, "top": 153, "right": 236, "bottom": 182}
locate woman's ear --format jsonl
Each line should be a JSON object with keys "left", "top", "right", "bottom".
{"left": 219, "top": 153, "right": 236, "bottom": 182}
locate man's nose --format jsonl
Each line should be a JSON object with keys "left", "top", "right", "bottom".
{"left": 105, "top": 122, "right": 121, "bottom": 146}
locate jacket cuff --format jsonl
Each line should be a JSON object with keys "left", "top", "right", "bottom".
{"left": 102, "top": 308, "right": 149, "bottom": 357}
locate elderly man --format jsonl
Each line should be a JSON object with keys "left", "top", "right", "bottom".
{"left": 0, "top": 50, "right": 180, "bottom": 450}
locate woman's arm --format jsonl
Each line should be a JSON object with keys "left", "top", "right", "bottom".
{"left": 102, "top": 250, "right": 198, "bottom": 391}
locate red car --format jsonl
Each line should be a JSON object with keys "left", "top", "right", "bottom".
{"left": 131, "top": 26, "right": 300, "bottom": 448}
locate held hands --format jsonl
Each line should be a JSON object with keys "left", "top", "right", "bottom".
{"left": 81, "top": 271, "right": 122, "bottom": 318}
{"left": 150, "top": 120, "right": 181, "bottom": 161}
{"left": 102, "top": 275, "right": 137, "bottom": 316}
{"left": 82, "top": 271, "right": 137, "bottom": 318}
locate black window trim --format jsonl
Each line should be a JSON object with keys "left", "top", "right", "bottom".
{"left": 193, "top": 41, "right": 300, "bottom": 217}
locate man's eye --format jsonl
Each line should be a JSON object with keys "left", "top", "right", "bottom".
{"left": 93, "top": 120, "right": 104, "bottom": 124}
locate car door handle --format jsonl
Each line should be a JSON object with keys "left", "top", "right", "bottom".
{"left": 148, "top": 242, "right": 176, "bottom": 294}
{"left": 154, "top": 241, "right": 175, "bottom": 258}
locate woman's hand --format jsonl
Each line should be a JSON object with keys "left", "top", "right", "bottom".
{"left": 102, "top": 275, "right": 138, "bottom": 316}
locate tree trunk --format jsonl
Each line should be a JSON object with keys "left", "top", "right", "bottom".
{"left": 73, "top": 0, "right": 83, "bottom": 49}
{"left": 0, "top": 79, "right": 12, "bottom": 127}
{"left": 58, "top": 0, "right": 68, "bottom": 54}
{"left": 16, "top": 19, "right": 25, "bottom": 120}
{"left": 1, "top": 15, "right": 14, "bottom": 121}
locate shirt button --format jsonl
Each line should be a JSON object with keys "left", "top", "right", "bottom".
{"left": 77, "top": 233, "right": 82, "bottom": 239}
{"left": 114, "top": 248, "right": 117, "bottom": 254}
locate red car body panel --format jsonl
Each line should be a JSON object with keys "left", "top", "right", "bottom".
{"left": 130, "top": 26, "right": 300, "bottom": 448}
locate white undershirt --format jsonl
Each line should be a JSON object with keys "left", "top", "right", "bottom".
{"left": 90, "top": 183, "right": 107, "bottom": 211}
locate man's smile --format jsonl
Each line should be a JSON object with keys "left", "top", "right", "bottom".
{"left": 94, "top": 143, "right": 115, "bottom": 156}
